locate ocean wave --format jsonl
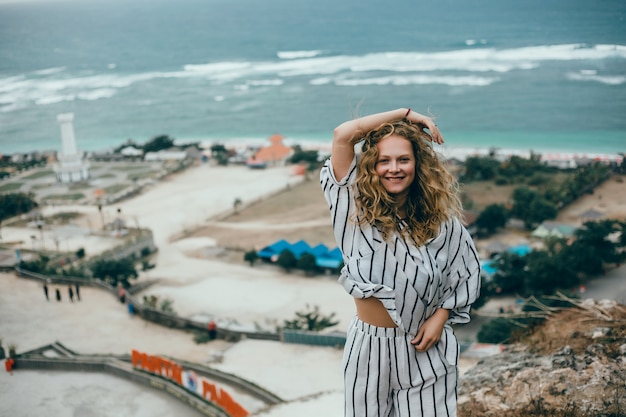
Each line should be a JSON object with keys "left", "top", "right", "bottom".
{"left": 277, "top": 50, "right": 323, "bottom": 59}
{"left": 1, "top": 43, "right": 624, "bottom": 112}
{"left": 465, "top": 39, "right": 488, "bottom": 46}
{"left": 35, "top": 94, "right": 76, "bottom": 105}
{"left": 566, "top": 71, "right": 626, "bottom": 85}
{"left": 77, "top": 88, "right": 117, "bottom": 100}
{"left": 246, "top": 79, "right": 284, "bottom": 86}
{"left": 316, "top": 74, "right": 498, "bottom": 87}
{"left": 32, "top": 67, "right": 66, "bottom": 76}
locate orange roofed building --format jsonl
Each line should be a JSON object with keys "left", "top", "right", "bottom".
{"left": 247, "top": 134, "right": 293, "bottom": 168}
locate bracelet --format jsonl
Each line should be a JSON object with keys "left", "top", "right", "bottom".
{"left": 404, "top": 108, "right": 411, "bottom": 117}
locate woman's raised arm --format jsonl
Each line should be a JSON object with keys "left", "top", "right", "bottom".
{"left": 331, "top": 108, "right": 443, "bottom": 180}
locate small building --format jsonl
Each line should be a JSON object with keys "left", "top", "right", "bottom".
{"left": 144, "top": 148, "right": 187, "bottom": 162}
{"left": 247, "top": 134, "right": 293, "bottom": 168}
{"left": 580, "top": 209, "right": 604, "bottom": 223}
{"left": 531, "top": 221, "right": 577, "bottom": 239}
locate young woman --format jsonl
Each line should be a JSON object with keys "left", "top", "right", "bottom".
{"left": 320, "top": 108, "right": 481, "bottom": 416}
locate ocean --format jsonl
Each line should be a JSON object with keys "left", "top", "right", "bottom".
{"left": 0, "top": 0, "right": 625, "bottom": 156}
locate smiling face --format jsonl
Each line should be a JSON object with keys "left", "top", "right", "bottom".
{"left": 375, "top": 134, "right": 416, "bottom": 201}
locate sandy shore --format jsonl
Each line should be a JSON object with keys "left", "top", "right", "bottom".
{"left": 1, "top": 163, "right": 349, "bottom": 416}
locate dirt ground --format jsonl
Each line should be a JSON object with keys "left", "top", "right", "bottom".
{"left": 186, "top": 172, "right": 626, "bottom": 262}
{"left": 522, "top": 301, "right": 626, "bottom": 356}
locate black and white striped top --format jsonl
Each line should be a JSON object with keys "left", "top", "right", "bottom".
{"left": 320, "top": 156, "right": 481, "bottom": 336}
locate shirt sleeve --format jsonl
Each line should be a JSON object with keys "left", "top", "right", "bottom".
{"left": 320, "top": 156, "right": 359, "bottom": 258}
{"left": 439, "top": 218, "right": 482, "bottom": 325}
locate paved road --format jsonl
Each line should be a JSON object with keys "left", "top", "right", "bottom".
{"left": 580, "top": 263, "right": 626, "bottom": 305}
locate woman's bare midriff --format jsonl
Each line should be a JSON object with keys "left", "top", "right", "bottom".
{"left": 354, "top": 297, "right": 397, "bottom": 328}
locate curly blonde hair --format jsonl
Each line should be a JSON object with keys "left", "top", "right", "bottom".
{"left": 350, "top": 120, "right": 462, "bottom": 245}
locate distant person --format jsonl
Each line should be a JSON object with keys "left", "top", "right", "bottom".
{"left": 208, "top": 321, "right": 217, "bottom": 340}
{"left": 118, "top": 287, "right": 126, "bottom": 304}
{"left": 321, "top": 108, "right": 481, "bottom": 416}
{"left": 68, "top": 286, "right": 74, "bottom": 302}
{"left": 75, "top": 284, "right": 81, "bottom": 301}
{"left": 43, "top": 283, "right": 49, "bottom": 301}
{"left": 4, "top": 357, "right": 15, "bottom": 375}
{"left": 55, "top": 288, "right": 61, "bottom": 302}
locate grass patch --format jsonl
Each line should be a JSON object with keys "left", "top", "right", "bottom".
{"left": 31, "top": 183, "right": 53, "bottom": 190}
{"left": 0, "top": 182, "right": 23, "bottom": 192}
{"left": 22, "top": 169, "right": 55, "bottom": 180}
{"left": 46, "top": 212, "right": 82, "bottom": 224}
{"left": 103, "top": 183, "right": 130, "bottom": 194}
{"left": 42, "top": 193, "right": 85, "bottom": 201}
{"left": 128, "top": 170, "right": 158, "bottom": 181}
{"left": 115, "top": 165, "right": 152, "bottom": 171}
{"left": 69, "top": 183, "right": 91, "bottom": 190}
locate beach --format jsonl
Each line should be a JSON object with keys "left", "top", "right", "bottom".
{"left": 1, "top": 160, "right": 625, "bottom": 416}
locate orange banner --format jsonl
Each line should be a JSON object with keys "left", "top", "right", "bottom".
{"left": 131, "top": 350, "right": 249, "bottom": 417}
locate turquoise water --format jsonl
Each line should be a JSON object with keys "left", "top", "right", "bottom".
{"left": 0, "top": 0, "right": 624, "bottom": 154}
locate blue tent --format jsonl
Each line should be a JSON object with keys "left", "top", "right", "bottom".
{"left": 257, "top": 239, "right": 291, "bottom": 260}
{"left": 256, "top": 239, "right": 343, "bottom": 270}
{"left": 290, "top": 240, "right": 313, "bottom": 258}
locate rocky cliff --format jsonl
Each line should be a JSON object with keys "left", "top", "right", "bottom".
{"left": 458, "top": 299, "right": 626, "bottom": 417}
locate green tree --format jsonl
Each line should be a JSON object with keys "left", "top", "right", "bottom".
{"left": 297, "top": 253, "right": 318, "bottom": 275}
{"left": 525, "top": 197, "right": 557, "bottom": 229}
{"left": 290, "top": 147, "right": 320, "bottom": 179}
{"left": 276, "top": 249, "right": 297, "bottom": 272}
{"left": 283, "top": 304, "right": 339, "bottom": 332}
{"left": 91, "top": 257, "right": 138, "bottom": 287}
{"left": 476, "top": 204, "right": 509, "bottom": 234}
{"left": 210, "top": 143, "right": 229, "bottom": 166}
{"left": 142, "top": 135, "right": 174, "bottom": 153}
{"left": 510, "top": 187, "right": 537, "bottom": 219}
{"left": 243, "top": 249, "right": 258, "bottom": 266}
{"left": 491, "top": 252, "right": 527, "bottom": 295}
{"left": 511, "top": 187, "right": 557, "bottom": 229}
{"left": 462, "top": 156, "right": 500, "bottom": 181}
{"left": 477, "top": 318, "right": 514, "bottom": 344}
{"left": 574, "top": 220, "right": 626, "bottom": 265}
{"left": 19, "top": 254, "right": 50, "bottom": 274}
{"left": 0, "top": 192, "right": 38, "bottom": 222}
{"left": 524, "top": 250, "right": 577, "bottom": 295}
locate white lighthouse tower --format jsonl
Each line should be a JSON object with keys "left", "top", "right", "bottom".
{"left": 53, "top": 113, "right": 90, "bottom": 183}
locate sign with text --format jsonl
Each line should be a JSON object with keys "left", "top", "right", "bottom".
{"left": 131, "top": 350, "right": 249, "bottom": 417}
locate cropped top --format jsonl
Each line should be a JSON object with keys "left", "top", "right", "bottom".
{"left": 320, "top": 155, "right": 481, "bottom": 336}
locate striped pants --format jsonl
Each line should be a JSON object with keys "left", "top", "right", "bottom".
{"left": 343, "top": 317, "right": 458, "bottom": 417}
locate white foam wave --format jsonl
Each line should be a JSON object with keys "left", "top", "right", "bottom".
{"left": 35, "top": 94, "right": 76, "bottom": 105}
{"left": 32, "top": 67, "right": 66, "bottom": 76}
{"left": 77, "top": 88, "right": 117, "bottom": 100}
{"left": 1, "top": 43, "right": 624, "bottom": 113}
{"left": 246, "top": 79, "right": 284, "bottom": 86}
{"left": 329, "top": 74, "right": 498, "bottom": 87}
{"left": 0, "top": 102, "right": 28, "bottom": 113}
{"left": 465, "top": 39, "right": 488, "bottom": 46}
{"left": 566, "top": 71, "right": 626, "bottom": 85}
{"left": 277, "top": 50, "right": 323, "bottom": 59}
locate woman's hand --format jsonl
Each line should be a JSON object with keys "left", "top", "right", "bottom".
{"left": 405, "top": 109, "right": 444, "bottom": 145}
{"left": 411, "top": 308, "right": 449, "bottom": 352}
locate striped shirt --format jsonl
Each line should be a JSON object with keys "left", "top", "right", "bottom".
{"left": 320, "top": 156, "right": 481, "bottom": 337}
